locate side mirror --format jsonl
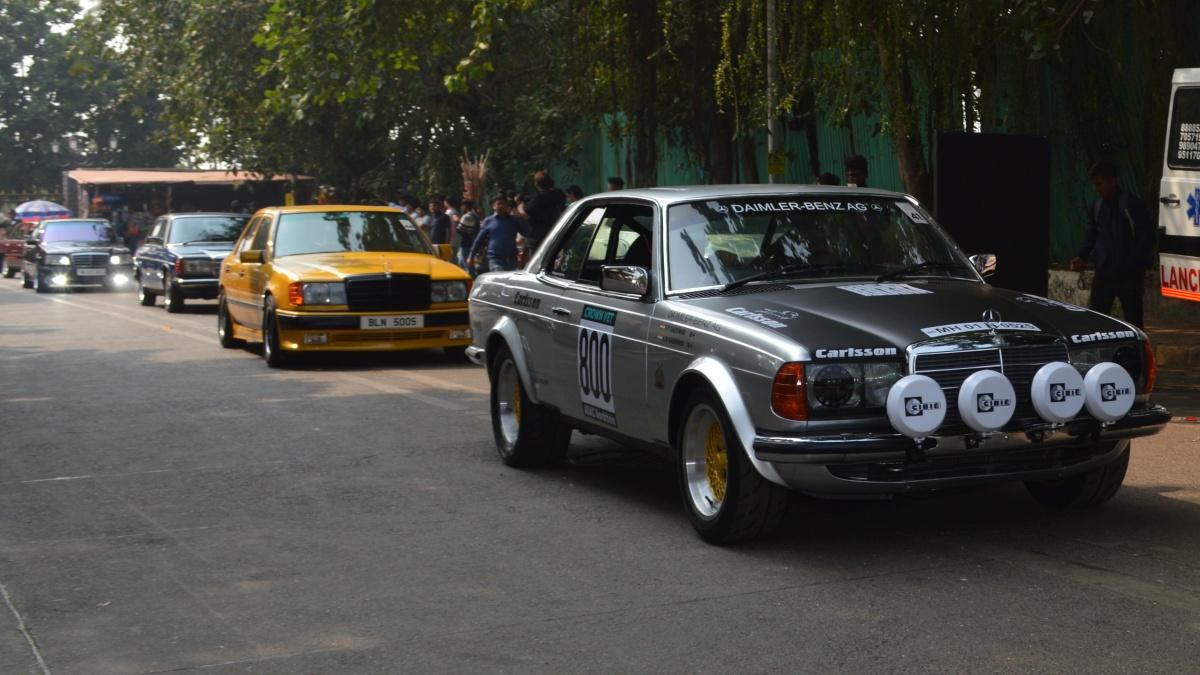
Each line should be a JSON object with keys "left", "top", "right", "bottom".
{"left": 239, "top": 249, "right": 263, "bottom": 264}
{"left": 968, "top": 253, "right": 997, "bottom": 278}
{"left": 144, "top": 236, "right": 163, "bottom": 246}
{"left": 433, "top": 243, "right": 453, "bottom": 261}
{"left": 600, "top": 265, "right": 649, "bottom": 296}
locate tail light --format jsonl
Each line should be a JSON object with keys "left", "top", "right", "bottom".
{"left": 1143, "top": 338, "right": 1157, "bottom": 395}
{"left": 173, "top": 258, "right": 183, "bottom": 275}
{"left": 772, "top": 362, "right": 808, "bottom": 420}
{"left": 288, "top": 282, "right": 304, "bottom": 306}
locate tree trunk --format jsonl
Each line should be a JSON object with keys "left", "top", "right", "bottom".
{"left": 628, "top": 0, "right": 658, "bottom": 187}
{"left": 876, "top": 29, "right": 932, "bottom": 203}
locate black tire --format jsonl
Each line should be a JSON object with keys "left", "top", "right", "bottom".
{"left": 2, "top": 265, "right": 15, "bottom": 279}
{"left": 675, "top": 388, "right": 788, "bottom": 544}
{"left": 1025, "top": 441, "right": 1130, "bottom": 509}
{"left": 488, "top": 343, "right": 570, "bottom": 467}
{"left": 217, "top": 294, "right": 243, "bottom": 349}
{"left": 137, "top": 282, "right": 156, "bottom": 306}
{"left": 163, "top": 281, "right": 184, "bottom": 313}
{"left": 261, "top": 295, "right": 289, "bottom": 368}
{"left": 444, "top": 346, "right": 468, "bottom": 361}
{"left": 21, "top": 270, "right": 33, "bottom": 289}
{"left": 34, "top": 269, "right": 49, "bottom": 294}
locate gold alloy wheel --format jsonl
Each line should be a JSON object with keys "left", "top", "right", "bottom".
{"left": 513, "top": 376, "right": 522, "bottom": 424}
{"left": 704, "top": 422, "right": 728, "bottom": 503}
{"left": 682, "top": 403, "right": 728, "bottom": 518}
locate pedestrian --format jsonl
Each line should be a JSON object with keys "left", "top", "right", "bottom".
{"left": 816, "top": 172, "right": 841, "bottom": 186}
{"left": 844, "top": 155, "right": 868, "bottom": 187}
{"left": 427, "top": 199, "right": 452, "bottom": 245}
{"left": 522, "top": 171, "right": 566, "bottom": 255}
{"left": 1069, "top": 160, "right": 1155, "bottom": 328}
{"left": 455, "top": 199, "right": 481, "bottom": 273}
{"left": 443, "top": 196, "right": 461, "bottom": 231}
{"left": 468, "top": 196, "right": 529, "bottom": 273}
{"left": 413, "top": 205, "right": 430, "bottom": 233}
{"left": 565, "top": 184, "right": 584, "bottom": 203}
{"left": 607, "top": 176, "right": 625, "bottom": 191}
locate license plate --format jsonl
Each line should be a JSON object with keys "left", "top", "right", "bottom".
{"left": 361, "top": 315, "right": 424, "bottom": 329}
{"left": 76, "top": 268, "right": 107, "bottom": 277}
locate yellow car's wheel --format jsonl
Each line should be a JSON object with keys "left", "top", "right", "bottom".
{"left": 677, "top": 388, "right": 788, "bottom": 544}
{"left": 489, "top": 343, "right": 570, "bottom": 467}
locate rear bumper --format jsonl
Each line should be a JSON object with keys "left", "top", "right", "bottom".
{"left": 172, "top": 277, "right": 220, "bottom": 298}
{"left": 756, "top": 406, "right": 1170, "bottom": 495}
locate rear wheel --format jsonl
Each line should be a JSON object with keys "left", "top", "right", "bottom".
{"left": 21, "top": 269, "right": 33, "bottom": 289}
{"left": 676, "top": 388, "right": 788, "bottom": 544}
{"left": 1025, "top": 441, "right": 1130, "bottom": 509}
{"left": 261, "top": 296, "right": 289, "bottom": 368}
{"left": 217, "top": 294, "right": 243, "bottom": 349}
{"left": 489, "top": 344, "right": 570, "bottom": 467}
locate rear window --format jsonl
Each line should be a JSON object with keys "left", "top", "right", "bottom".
{"left": 1168, "top": 87, "right": 1200, "bottom": 170}
{"left": 167, "top": 216, "right": 248, "bottom": 244}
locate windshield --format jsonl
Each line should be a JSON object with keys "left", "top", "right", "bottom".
{"left": 42, "top": 221, "right": 116, "bottom": 244}
{"left": 168, "top": 216, "right": 248, "bottom": 244}
{"left": 666, "top": 196, "right": 973, "bottom": 291}
{"left": 272, "top": 211, "right": 430, "bottom": 258}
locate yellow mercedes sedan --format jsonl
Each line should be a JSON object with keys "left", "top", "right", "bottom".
{"left": 217, "top": 205, "right": 472, "bottom": 367}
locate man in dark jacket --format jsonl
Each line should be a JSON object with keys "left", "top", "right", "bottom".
{"left": 427, "top": 198, "right": 452, "bottom": 245}
{"left": 522, "top": 171, "right": 566, "bottom": 255}
{"left": 469, "top": 197, "right": 529, "bottom": 272}
{"left": 1070, "top": 160, "right": 1155, "bottom": 328}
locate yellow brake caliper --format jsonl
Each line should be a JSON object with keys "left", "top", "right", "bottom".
{"left": 704, "top": 422, "right": 728, "bottom": 503}
{"left": 512, "top": 377, "right": 522, "bottom": 423}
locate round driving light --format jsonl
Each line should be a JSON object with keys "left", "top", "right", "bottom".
{"left": 1030, "top": 362, "right": 1085, "bottom": 423}
{"left": 885, "top": 374, "right": 946, "bottom": 438}
{"left": 956, "top": 369, "right": 1016, "bottom": 432}
{"left": 811, "top": 364, "right": 857, "bottom": 408}
{"left": 1082, "top": 362, "right": 1135, "bottom": 422}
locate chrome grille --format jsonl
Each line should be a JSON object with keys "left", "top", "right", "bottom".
{"left": 71, "top": 253, "right": 108, "bottom": 267}
{"left": 913, "top": 341, "right": 1069, "bottom": 433}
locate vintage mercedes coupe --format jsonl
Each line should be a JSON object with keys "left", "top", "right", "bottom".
{"left": 466, "top": 185, "right": 1169, "bottom": 544}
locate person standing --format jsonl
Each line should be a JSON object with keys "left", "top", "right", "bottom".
{"left": 427, "top": 198, "right": 451, "bottom": 245}
{"left": 1069, "top": 160, "right": 1155, "bottom": 328}
{"left": 565, "top": 185, "right": 584, "bottom": 203}
{"left": 607, "top": 176, "right": 625, "bottom": 191}
{"left": 844, "top": 155, "right": 868, "bottom": 187}
{"left": 468, "top": 196, "right": 529, "bottom": 273}
{"left": 455, "top": 199, "right": 481, "bottom": 273}
{"left": 522, "top": 171, "right": 566, "bottom": 255}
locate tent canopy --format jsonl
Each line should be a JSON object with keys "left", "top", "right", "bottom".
{"left": 67, "top": 169, "right": 310, "bottom": 186}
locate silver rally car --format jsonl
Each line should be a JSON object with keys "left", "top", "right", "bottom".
{"left": 466, "top": 185, "right": 1169, "bottom": 544}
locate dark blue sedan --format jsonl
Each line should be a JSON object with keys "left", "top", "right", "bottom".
{"left": 134, "top": 213, "right": 250, "bottom": 312}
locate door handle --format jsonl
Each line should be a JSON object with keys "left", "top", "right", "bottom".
{"left": 551, "top": 307, "right": 571, "bottom": 317}
{"left": 1160, "top": 195, "right": 1180, "bottom": 206}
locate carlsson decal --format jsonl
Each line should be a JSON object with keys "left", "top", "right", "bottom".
{"left": 814, "top": 347, "right": 898, "bottom": 359}
{"left": 513, "top": 291, "right": 541, "bottom": 309}
{"left": 920, "top": 321, "right": 1040, "bottom": 337}
{"left": 579, "top": 305, "right": 617, "bottom": 426}
{"left": 839, "top": 283, "right": 932, "bottom": 297}
{"left": 1069, "top": 330, "right": 1137, "bottom": 343}
{"left": 725, "top": 307, "right": 790, "bottom": 328}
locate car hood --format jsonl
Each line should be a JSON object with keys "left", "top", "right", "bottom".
{"left": 42, "top": 242, "right": 129, "bottom": 256}
{"left": 269, "top": 251, "right": 469, "bottom": 282}
{"left": 168, "top": 242, "right": 235, "bottom": 258}
{"left": 680, "top": 279, "right": 1140, "bottom": 356}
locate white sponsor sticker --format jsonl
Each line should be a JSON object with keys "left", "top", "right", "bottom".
{"left": 720, "top": 201, "right": 870, "bottom": 214}
{"left": 920, "top": 321, "right": 1040, "bottom": 337}
{"left": 579, "top": 305, "right": 617, "bottom": 421}
{"left": 839, "top": 283, "right": 932, "bottom": 297}
{"left": 896, "top": 202, "right": 929, "bottom": 224}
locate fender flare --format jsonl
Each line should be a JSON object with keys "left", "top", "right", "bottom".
{"left": 678, "top": 355, "right": 786, "bottom": 487}
{"left": 486, "top": 315, "right": 542, "bottom": 405}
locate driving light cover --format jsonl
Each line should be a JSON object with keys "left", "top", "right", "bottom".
{"left": 110, "top": 273, "right": 129, "bottom": 286}
{"left": 431, "top": 280, "right": 469, "bottom": 303}
{"left": 1030, "top": 361, "right": 1086, "bottom": 423}
{"left": 55, "top": 255, "right": 70, "bottom": 266}
{"left": 956, "top": 369, "right": 1016, "bottom": 432}
{"left": 886, "top": 374, "right": 946, "bottom": 438}
{"left": 295, "top": 281, "right": 347, "bottom": 306}
{"left": 771, "top": 362, "right": 808, "bottom": 420}
{"left": 1082, "top": 362, "right": 1135, "bottom": 422}
{"left": 51, "top": 274, "right": 68, "bottom": 286}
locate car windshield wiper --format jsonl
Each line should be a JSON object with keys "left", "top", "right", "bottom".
{"left": 875, "top": 260, "right": 969, "bottom": 282}
{"left": 721, "top": 264, "right": 848, "bottom": 292}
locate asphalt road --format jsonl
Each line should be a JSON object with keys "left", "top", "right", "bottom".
{"left": 1, "top": 279, "right": 1199, "bottom": 674}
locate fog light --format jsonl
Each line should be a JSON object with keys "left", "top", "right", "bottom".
{"left": 110, "top": 273, "right": 129, "bottom": 286}
{"left": 303, "top": 332, "right": 328, "bottom": 345}
{"left": 51, "top": 274, "right": 68, "bottom": 286}
{"left": 449, "top": 328, "right": 472, "bottom": 340}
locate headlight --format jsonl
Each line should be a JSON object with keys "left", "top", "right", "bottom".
{"left": 110, "top": 254, "right": 122, "bottom": 265}
{"left": 1070, "top": 342, "right": 1144, "bottom": 386}
{"left": 299, "top": 282, "right": 347, "bottom": 305}
{"left": 431, "top": 280, "right": 468, "bottom": 303}
{"left": 805, "top": 361, "right": 903, "bottom": 411}
{"left": 55, "top": 255, "right": 70, "bottom": 265}
{"left": 863, "top": 363, "right": 903, "bottom": 406}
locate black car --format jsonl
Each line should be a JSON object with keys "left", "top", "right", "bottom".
{"left": 133, "top": 213, "right": 249, "bottom": 312}
{"left": 22, "top": 219, "right": 134, "bottom": 293}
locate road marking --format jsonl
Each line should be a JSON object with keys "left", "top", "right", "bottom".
{"left": 46, "top": 296, "right": 212, "bottom": 344}
{"left": 26, "top": 525, "right": 222, "bottom": 546}
{"left": 0, "top": 397, "right": 53, "bottom": 403}
{"left": 0, "top": 578, "right": 51, "bottom": 675}
{"left": 11, "top": 460, "right": 287, "bottom": 486}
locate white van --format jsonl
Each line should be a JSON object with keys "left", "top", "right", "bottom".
{"left": 1159, "top": 67, "right": 1200, "bottom": 302}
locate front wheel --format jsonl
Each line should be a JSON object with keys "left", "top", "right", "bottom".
{"left": 217, "top": 294, "right": 243, "bottom": 349}
{"left": 137, "top": 282, "right": 156, "bottom": 306}
{"left": 1025, "top": 441, "right": 1130, "bottom": 509}
{"left": 676, "top": 389, "right": 788, "bottom": 544}
{"left": 489, "top": 344, "right": 570, "bottom": 467}
{"left": 163, "top": 281, "right": 184, "bottom": 313}
{"left": 261, "top": 296, "right": 289, "bottom": 368}
{"left": 34, "top": 269, "right": 49, "bottom": 294}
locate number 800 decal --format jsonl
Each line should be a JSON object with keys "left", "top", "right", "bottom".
{"left": 578, "top": 305, "right": 618, "bottom": 424}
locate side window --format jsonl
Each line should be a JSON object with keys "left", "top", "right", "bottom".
{"left": 150, "top": 218, "right": 167, "bottom": 240}
{"left": 237, "top": 218, "right": 261, "bottom": 253}
{"left": 251, "top": 216, "right": 272, "bottom": 252}
{"left": 544, "top": 207, "right": 605, "bottom": 281}
{"left": 580, "top": 204, "right": 654, "bottom": 286}
{"left": 1168, "top": 87, "right": 1200, "bottom": 170}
